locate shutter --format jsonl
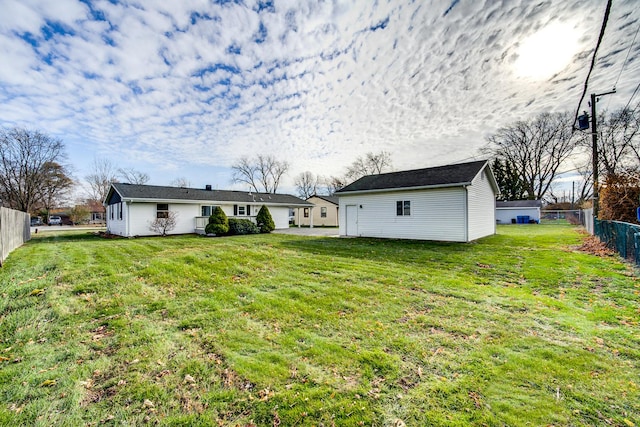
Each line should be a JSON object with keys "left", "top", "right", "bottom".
{"left": 247, "top": 205, "right": 251, "bottom": 216}
{"left": 234, "top": 205, "right": 238, "bottom": 216}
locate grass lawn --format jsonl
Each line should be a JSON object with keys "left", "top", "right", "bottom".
{"left": 0, "top": 225, "right": 638, "bottom": 426}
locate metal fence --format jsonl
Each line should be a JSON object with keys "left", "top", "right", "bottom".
{"left": 0, "top": 207, "right": 31, "bottom": 266}
{"left": 594, "top": 219, "right": 640, "bottom": 266}
{"left": 540, "top": 209, "right": 585, "bottom": 225}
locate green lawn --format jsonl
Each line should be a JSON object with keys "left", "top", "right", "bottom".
{"left": 0, "top": 225, "right": 638, "bottom": 426}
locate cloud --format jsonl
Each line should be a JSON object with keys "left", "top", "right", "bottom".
{"left": 0, "top": 0, "right": 638, "bottom": 190}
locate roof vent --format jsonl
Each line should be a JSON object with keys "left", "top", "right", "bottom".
{"left": 205, "top": 185, "right": 212, "bottom": 191}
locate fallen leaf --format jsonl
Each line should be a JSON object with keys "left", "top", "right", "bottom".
{"left": 40, "top": 379, "right": 56, "bottom": 387}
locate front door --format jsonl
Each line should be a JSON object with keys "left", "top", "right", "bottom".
{"left": 345, "top": 205, "right": 357, "bottom": 236}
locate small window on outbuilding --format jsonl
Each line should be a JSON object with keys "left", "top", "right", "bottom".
{"left": 320, "top": 207, "right": 327, "bottom": 218}
{"left": 396, "top": 200, "right": 410, "bottom": 216}
{"left": 304, "top": 208, "right": 309, "bottom": 218}
{"left": 157, "top": 203, "right": 169, "bottom": 219}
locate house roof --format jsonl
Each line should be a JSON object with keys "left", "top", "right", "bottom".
{"left": 336, "top": 160, "right": 493, "bottom": 194}
{"left": 107, "top": 183, "right": 313, "bottom": 206}
{"left": 496, "top": 200, "right": 542, "bottom": 208}
{"left": 307, "top": 195, "right": 339, "bottom": 205}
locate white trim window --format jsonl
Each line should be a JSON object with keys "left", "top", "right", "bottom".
{"left": 157, "top": 203, "right": 169, "bottom": 219}
{"left": 396, "top": 200, "right": 411, "bottom": 216}
{"left": 320, "top": 207, "right": 327, "bottom": 218}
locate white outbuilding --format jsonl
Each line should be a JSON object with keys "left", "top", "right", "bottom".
{"left": 335, "top": 160, "right": 499, "bottom": 242}
{"left": 495, "top": 200, "right": 542, "bottom": 224}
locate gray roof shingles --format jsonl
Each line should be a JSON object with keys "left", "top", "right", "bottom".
{"left": 336, "top": 160, "right": 490, "bottom": 193}
{"left": 110, "top": 183, "right": 312, "bottom": 206}
{"left": 496, "top": 200, "right": 542, "bottom": 208}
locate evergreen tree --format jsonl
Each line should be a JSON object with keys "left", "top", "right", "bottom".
{"left": 256, "top": 205, "right": 275, "bottom": 233}
{"left": 492, "top": 158, "right": 528, "bottom": 200}
{"left": 205, "top": 206, "right": 229, "bottom": 235}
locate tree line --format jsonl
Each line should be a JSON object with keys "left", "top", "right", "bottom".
{"left": 2, "top": 102, "right": 638, "bottom": 223}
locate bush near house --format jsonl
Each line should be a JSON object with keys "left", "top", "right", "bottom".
{"left": 255, "top": 205, "right": 275, "bottom": 233}
{"left": 205, "top": 206, "right": 229, "bottom": 235}
{"left": 228, "top": 218, "right": 259, "bottom": 235}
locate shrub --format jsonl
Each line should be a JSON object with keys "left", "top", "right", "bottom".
{"left": 205, "top": 206, "right": 229, "bottom": 235}
{"left": 228, "top": 218, "right": 259, "bottom": 235}
{"left": 255, "top": 205, "right": 275, "bottom": 233}
{"left": 149, "top": 211, "right": 178, "bottom": 236}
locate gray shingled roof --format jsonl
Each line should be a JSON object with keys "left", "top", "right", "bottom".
{"left": 108, "top": 183, "right": 312, "bottom": 206}
{"left": 336, "top": 160, "right": 491, "bottom": 193}
{"left": 308, "top": 195, "right": 339, "bottom": 205}
{"left": 496, "top": 200, "right": 542, "bottom": 208}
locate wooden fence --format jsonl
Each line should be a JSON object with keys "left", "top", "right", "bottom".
{"left": 0, "top": 207, "right": 31, "bottom": 266}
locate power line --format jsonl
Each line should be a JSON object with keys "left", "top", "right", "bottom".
{"left": 572, "top": 0, "right": 613, "bottom": 131}
{"left": 621, "top": 81, "right": 640, "bottom": 112}
{"left": 606, "top": 20, "right": 640, "bottom": 110}
{"left": 612, "top": 20, "right": 640, "bottom": 90}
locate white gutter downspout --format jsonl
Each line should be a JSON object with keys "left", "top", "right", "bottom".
{"left": 463, "top": 185, "right": 469, "bottom": 243}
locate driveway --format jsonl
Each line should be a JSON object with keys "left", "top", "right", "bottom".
{"left": 273, "top": 227, "right": 339, "bottom": 237}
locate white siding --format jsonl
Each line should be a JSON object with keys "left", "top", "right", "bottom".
{"left": 467, "top": 169, "right": 497, "bottom": 241}
{"left": 106, "top": 203, "right": 127, "bottom": 236}
{"left": 495, "top": 207, "right": 540, "bottom": 224}
{"left": 127, "top": 203, "right": 199, "bottom": 236}
{"left": 339, "top": 188, "right": 467, "bottom": 241}
{"left": 268, "top": 206, "right": 290, "bottom": 229}
{"left": 108, "top": 201, "right": 293, "bottom": 236}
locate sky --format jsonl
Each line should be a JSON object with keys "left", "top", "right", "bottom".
{"left": 1, "top": 0, "right": 639, "bottom": 196}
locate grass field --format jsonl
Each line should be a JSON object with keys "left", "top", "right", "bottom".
{"left": 0, "top": 225, "right": 638, "bottom": 426}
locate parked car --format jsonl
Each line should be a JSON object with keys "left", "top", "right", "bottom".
{"left": 48, "top": 215, "right": 62, "bottom": 225}
{"left": 30, "top": 217, "right": 43, "bottom": 226}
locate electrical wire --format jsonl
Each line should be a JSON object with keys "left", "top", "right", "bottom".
{"left": 621, "top": 81, "right": 640, "bottom": 113}
{"left": 572, "top": 0, "right": 613, "bottom": 131}
{"left": 613, "top": 20, "right": 640, "bottom": 91}
{"left": 605, "top": 20, "right": 640, "bottom": 110}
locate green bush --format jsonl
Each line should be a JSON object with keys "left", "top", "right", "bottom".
{"left": 205, "top": 206, "right": 229, "bottom": 235}
{"left": 228, "top": 218, "right": 259, "bottom": 235}
{"left": 255, "top": 205, "right": 275, "bottom": 233}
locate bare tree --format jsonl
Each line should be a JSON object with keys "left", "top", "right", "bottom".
{"left": 0, "top": 127, "right": 68, "bottom": 212}
{"left": 323, "top": 175, "right": 346, "bottom": 195}
{"left": 148, "top": 211, "right": 178, "bottom": 236}
{"left": 294, "top": 171, "right": 319, "bottom": 198}
{"left": 484, "top": 112, "right": 578, "bottom": 200}
{"left": 38, "top": 161, "right": 74, "bottom": 218}
{"left": 345, "top": 151, "right": 393, "bottom": 182}
{"left": 581, "top": 106, "right": 640, "bottom": 176}
{"left": 85, "top": 158, "right": 119, "bottom": 204}
{"left": 118, "top": 168, "right": 150, "bottom": 185}
{"left": 575, "top": 161, "right": 594, "bottom": 205}
{"left": 231, "top": 155, "right": 290, "bottom": 193}
{"left": 170, "top": 177, "right": 191, "bottom": 188}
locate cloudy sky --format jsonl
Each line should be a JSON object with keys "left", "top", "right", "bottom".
{"left": 1, "top": 0, "right": 639, "bottom": 194}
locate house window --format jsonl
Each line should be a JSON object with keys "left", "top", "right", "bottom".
{"left": 396, "top": 200, "right": 411, "bottom": 216}
{"left": 157, "top": 203, "right": 169, "bottom": 219}
{"left": 238, "top": 205, "right": 246, "bottom": 215}
{"left": 201, "top": 205, "right": 219, "bottom": 217}
{"left": 304, "top": 208, "right": 309, "bottom": 218}
{"left": 118, "top": 202, "right": 123, "bottom": 220}
{"left": 320, "top": 207, "right": 327, "bottom": 218}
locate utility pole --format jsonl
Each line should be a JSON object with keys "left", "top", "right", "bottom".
{"left": 590, "top": 90, "right": 615, "bottom": 220}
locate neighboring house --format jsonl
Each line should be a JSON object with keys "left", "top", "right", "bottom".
{"left": 104, "top": 183, "right": 313, "bottom": 237}
{"left": 87, "top": 199, "right": 106, "bottom": 224}
{"left": 495, "top": 200, "right": 542, "bottom": 224}
{"left": 335, "top": 160, "right": 498, "bottom": 242}
{"left": 296, "top": 195, "right": 339, "bottom": 227}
